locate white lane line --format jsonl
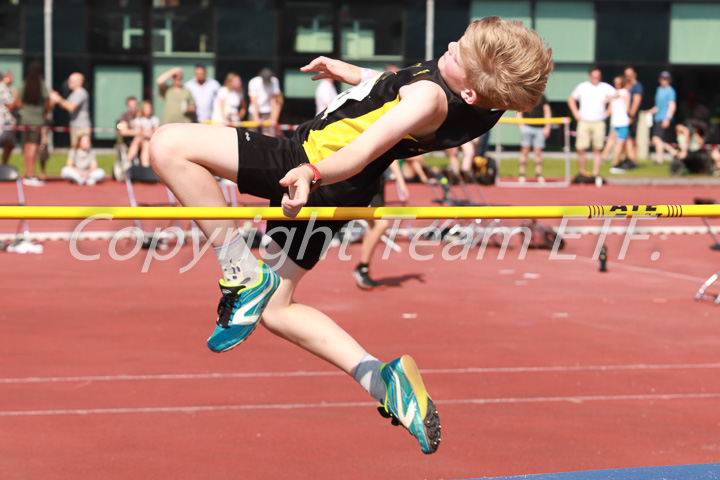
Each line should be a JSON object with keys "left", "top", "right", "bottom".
{"left": 1, "top": 393, "right": 718, "bottom": 417}
{"left": 3, "top": 363, "right": 720, "bottom": 384}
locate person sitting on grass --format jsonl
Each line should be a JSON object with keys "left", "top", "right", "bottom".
{"left": 60, "top": 134, "right": 105, "bottom": 185}
{"left": 149, "top": 16, "right": 553, "bottom": 454}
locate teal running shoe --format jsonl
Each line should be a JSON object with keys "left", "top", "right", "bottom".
{"left": 378, "top": 355, "right": 441, "bottom": 454}
{"left": 207, "top": 260, "right": 280, "bottom": 353}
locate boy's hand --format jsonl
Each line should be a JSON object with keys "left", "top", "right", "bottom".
{"left": 301, "top": 57, "right": 362, "bottom": 85}
{"left": 278, "top": 166, "right": 314, "bottom": 218}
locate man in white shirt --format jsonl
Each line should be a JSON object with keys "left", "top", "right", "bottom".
{"left": 184, "top": 64, "right": 221, "bottom": 123}
{"left": 248, "top": 68, "right": 283, "bottom": 137}
{"left": 567, "top": 66, "right": 615, "bottom": 177}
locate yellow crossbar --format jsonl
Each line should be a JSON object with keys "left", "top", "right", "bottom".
{"left": 0, "top": 205, "right": 713, "bottom": 220}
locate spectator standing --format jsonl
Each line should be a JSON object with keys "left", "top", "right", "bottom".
{"left": 568, "top": 66, "right": 615, "bottom": 178}
{"left": 17, "top": 62, "right": 50, "bottom": 186}
{"left": 314, "top": 77, "right": 338, "bottom": 116}
{"left": 516, "top": 93, "right": 551, "bottom": 183}
{"left": 623, "top": 66, "right": 643, "bottom": 164}
{"left": 49, "top": 72, "right": 91, "bottom": 149}
{"left": 648, "top": 71, "right": 677, "bottom": 165}
{"left": 184, "top": 64, "right": 220, "bottom": 123}
{"left": 156, "top": 67, "right": 196, "bottom": 125}
{"left": 211, "top": 72, "right": 247, "bottom": 125}
{"left": 248, "top": 68, "right": 283, "bottom": 136}
{"left": 60, "top": 134, "right": 105, "bottom": 185}
{"left": 606, "top": 76, "right": 632, "bottom": 173}
{"left": 0, "top": 71, "right": 18, "bottom": 165}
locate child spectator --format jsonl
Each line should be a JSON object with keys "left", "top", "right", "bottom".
{"left": 211, "top": 72, "right": 247, "bottom": 125}
{"left": 132, "top": 100, "right": 159, "bottom": 167}
{"left": 60, "top": 134, "right": 105, "bottom": 185}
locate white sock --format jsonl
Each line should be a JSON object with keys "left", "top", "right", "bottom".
{"left": 213, "top": 232, "right": 260, "bottom": 285}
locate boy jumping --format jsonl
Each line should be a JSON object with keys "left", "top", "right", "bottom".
{"left": 149, "top": 16, "right": 553, "bottom": 454}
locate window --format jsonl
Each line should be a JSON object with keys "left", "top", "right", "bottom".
{"left": 670, "top": 3, "right": 720, "bottom": 65}
{"left": 535, "top": 1, "right": 595, "bottom": 63}
{"left": 596, "top": 2, "right": 668, "bottom": 64}
{"left": 93, "top": 65, "right": 144, "bottom": 140}
{"left": 470, "top": 1, "right": 531, "bottom": 25}
{"left": 339, "top": 3, "right": 402, "bottom": 61}
{"left": 285, "top": 2, "right": 334, "bottom": 54}
{"left": 88, "top": 0, "right": 147, "bottom": 54}
{"left": 218, "top": 0, "right": 274, "bottom": 57}
{"left": 152, "top": 0, "right": 214, "bottom": 55}
{"left": 0, "top": 0, "right": 21, "bottom": 51}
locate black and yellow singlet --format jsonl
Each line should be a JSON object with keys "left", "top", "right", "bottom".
{"left": 295, "top": 59, "right": 504, "bottom": 205}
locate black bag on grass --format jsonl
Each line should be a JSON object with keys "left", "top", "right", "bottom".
{"left": 472, "top": 155, "right": 496, "bottom": 185}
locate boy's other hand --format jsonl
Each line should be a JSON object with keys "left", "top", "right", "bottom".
{"left": 301, "top": 56, "right": 362, "bottom": 86}
{"left": 279, "top": 166, "right": 314, "bottom": 218}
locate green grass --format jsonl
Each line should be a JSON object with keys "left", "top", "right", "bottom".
{"left": 6, "top": 152, "right": 116, "bottom": 177}
{"left": 3, "top": 151, "right": 707, "bottom": 180}
{"left": 423, "top": 153, "right": 698, "bottom": 179}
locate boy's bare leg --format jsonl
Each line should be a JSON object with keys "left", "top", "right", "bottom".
{"left": 261, "top": 240, "right": 369, "bottom": 374}
{"left": 150, "top": 123, "right": 275, "bottom": 352}
{"left": 261, "top": 239, "right": 441, "bottom": 454}
{"left": 150, "top": 123, "right": 240, "bottom": 245}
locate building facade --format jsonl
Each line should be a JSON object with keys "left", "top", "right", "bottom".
{"left": 1, "top": 0, "right": 719, "bottom": 145}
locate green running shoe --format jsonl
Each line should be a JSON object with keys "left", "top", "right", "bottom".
{"left": 378, "top": 355, "right": 441, "bottom": 454}
{"left": 207, "top": 260, "right": 280, "bottom": 353}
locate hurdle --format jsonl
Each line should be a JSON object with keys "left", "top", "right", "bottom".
{"left": 0, "top": 204, "right": 716, "bottom": 221}
{"left": 493, "top": 116, "right": 572, "bottom": 188}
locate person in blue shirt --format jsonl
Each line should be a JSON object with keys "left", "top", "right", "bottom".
{"left": 649, "top": 71, "right": 677, "bottom": 165}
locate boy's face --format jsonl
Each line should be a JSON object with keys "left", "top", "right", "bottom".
{"left": 439, "top": 36, "right": 475, "bottom": 104}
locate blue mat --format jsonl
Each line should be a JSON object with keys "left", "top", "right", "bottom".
{"left": 476, "top": 464, "right": 720, "bottom": 480}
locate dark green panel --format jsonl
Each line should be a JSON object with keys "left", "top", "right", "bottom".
{"left": 218, "top": 0, "right": 276, "bottom": 57}
{"left": 596, "top": 2, "right": 669, "bottom": 63}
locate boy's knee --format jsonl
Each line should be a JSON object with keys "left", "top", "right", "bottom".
{"left": 149, "top": 124, "right": 179, "bottom": 169}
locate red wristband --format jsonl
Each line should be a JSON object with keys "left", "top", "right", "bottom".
{"left": 299, "top": 163, "right": 322, "bottom": 192}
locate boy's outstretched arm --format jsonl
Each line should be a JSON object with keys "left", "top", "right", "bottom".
{"left": 301, "top": 56, "right": 381, "bottom": 86}
{"left": 280, "top": 80, "right": 445, "bottom": 218}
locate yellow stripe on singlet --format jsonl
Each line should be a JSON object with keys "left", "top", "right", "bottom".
{"left": 301, "top": 97, "right": 416, "bottom": 164}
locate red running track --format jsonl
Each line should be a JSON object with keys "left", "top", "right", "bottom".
{"left": 1, "top": 179, "right": 720, "bottom": 479}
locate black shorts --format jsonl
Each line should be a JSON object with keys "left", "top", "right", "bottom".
{"left": 235, "top": 128, "right": 350, "bottom": 270}
{"left": 368, "top": 176, "right": 386, "bottom": 207}
{"left": 628, "top": 118, "right": 637, "bottom": 139}
{"left": 651, "top": 121, "right": 673, "bottom": 142}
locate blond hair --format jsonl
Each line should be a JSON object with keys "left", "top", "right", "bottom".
{"left": 460, "top": 16, "right": 553, "bottom": 112}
